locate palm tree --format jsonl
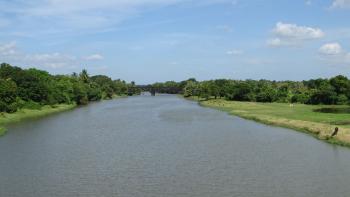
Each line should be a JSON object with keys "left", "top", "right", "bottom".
{"left": 79, "top": 69, "right": 89, "bottom": 83}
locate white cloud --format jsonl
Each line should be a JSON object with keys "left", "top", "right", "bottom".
{"left": 0, "top": 42, "right": 77, "bottom": 69}
{"left": 84, "top": 54, "right": 104, "bottom": 61}
{"left": 25, "top": 53, "right": 77, "bottom": 68}
{"left": 0, "top": 42, "right": 17, "bottom": 56}
{"left": 319, "top": 43, "right": 343, "bottom": 55}
{"left": 267, "top": 38, "right": 284, "bottom": 47}
{"left": 268, "top": 22, "right": 324, "bottom": 47}
{"left": 0, "top": 0, "right": 232, "bottom": 35}
{"left": 318, "top": 42, "right": 350, "bottom": 66}
{"left": 305, "top": 0, "right": 312, "bottom": 5}
{"left": 331, "top": 0, "right": 350, "bottom": 9}
{"left": 226, "top": 49, "right": 244, "bottom": 55}
{"left": 273, "top": 22, "right": 324, "bottom": 40}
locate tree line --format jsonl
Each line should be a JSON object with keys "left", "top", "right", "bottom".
{"left": 0, "top": 63, "right": 141, "bottom": 113}
{"left": 146, "top": 75, "right": 350, "bottom": 105}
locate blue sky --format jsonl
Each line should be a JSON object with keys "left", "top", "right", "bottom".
{"left": 0, "top": 0, "right": 349, "bottom": 84}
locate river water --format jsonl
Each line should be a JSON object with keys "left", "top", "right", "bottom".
{"left": 1, "top": 94, "right": 350, "bottom": 197}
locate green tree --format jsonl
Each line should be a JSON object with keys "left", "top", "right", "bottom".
{"left": 79, "top": 69, "right": 90, "bottom": 83}
{"left": 0, "top": 78, "right": 18, "bottom": 112}
{"left": 183, "top": 81, "right": 199, "bottom": 97}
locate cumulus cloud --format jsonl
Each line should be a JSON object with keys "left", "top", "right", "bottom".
{"left": 319, "top": 43, "right": 343, "bottom": 55}
{"left": 268, "top": 22, "right": 324, "bottom": 47}
{"left": 319, "top": 42, "right": 350, "bottom": 66}
{"left": 331, "top": 0, "right": 350, "bottom": 9}
{"left": 273, "top": 22, "right": 324, "bottom": 40}
{"left": 84, "top": 54, "right": 104, "bottom": 61}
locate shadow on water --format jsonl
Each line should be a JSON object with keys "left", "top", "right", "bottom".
{"left": 314, "top": 107, "right": 350, "bottom": 114}
{"left": 314, "top": 107, "right": 350, "bottom": 125}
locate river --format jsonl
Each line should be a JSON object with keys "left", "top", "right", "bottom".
{"left": 1, "top": 94, "right": 350, "bottom": 197}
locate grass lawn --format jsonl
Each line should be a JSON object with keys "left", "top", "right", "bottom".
{"left": 197, "top": 98, "right": 350, "bottom": 147}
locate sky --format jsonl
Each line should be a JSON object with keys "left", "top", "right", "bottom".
{"left": 0, "top": 0, "right": 350, "bottom": 84}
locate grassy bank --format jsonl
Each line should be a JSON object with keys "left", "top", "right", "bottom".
{"left": 0, "top": 104, "right": 76, "bottom": 137}
{"left": 0, "top": 96, "right": 130, "bottom": 137}
{"left": 191, "top": 97, "right": 350, "bottom": 147}
{"left": 0, "top": 127, "right": 6, "bottom": 137}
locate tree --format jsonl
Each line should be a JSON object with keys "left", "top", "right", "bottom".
{"left": 79, "top": 69, "right": 90, "bottom": 83}
{"left": 309, "top": 82, "right": 337, "bottom": 104}
{"left": 330, "top": 75, "right": 350, "bottom": 95}
{"left": 183, "top": 81, "right": 199, "bottom": 97}
{"left": 73, "top": 82, "right": 88, "bottom": 105}
{"left": 256, "top": 82, "right": 277, "bottom": 103}
{"left": 114, "top": 79, "right": 128, "bottom": 95}
{"left": 0, "top": 79, "right": 18, "bottom": 112}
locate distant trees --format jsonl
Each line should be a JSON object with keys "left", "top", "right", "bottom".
{"left": 3, "top": 60, "right": 348, "bottom": 113}
{"left": 149, "top": 75, "right": 350, "bottom": 105}
{"left": 0, "top": 63, "right": 141, "bottom": 113}
{"left": 183, "top": 81, "right": 199, "bottom": 97}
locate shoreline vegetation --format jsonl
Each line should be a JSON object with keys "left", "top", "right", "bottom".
{"left": 144, "top": 76, "right": 350, "bottom": 147}
{"left": 0, "top": 104, "right": 76, "bottom": 136}
{"left": 188, "top": 97, "right": 350, "bottom": 147}
{"left": 0, "top": 95, "right": 128, "bottom": 137}
{"left": 0, "top": 62, "right": 141, "bottom": 137}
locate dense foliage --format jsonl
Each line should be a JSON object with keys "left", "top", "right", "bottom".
{"left": 0, "top": 63, "right": 141, "bottom": 113}
{"left": 147, "top": 76, "right": 350, "bottom": 105}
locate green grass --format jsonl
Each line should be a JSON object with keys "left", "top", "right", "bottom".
{"left": 0, "top": 104, "right": 76, "bottom": 137}
{"left": 193, "top": 98, "right": 350, "bottom": 147}
{"left": 0, "top": 96, "right": 128, "bottom": 137}
{"left": 112, "top": 94, "right": 128, "bottom": 99}
{"left": 0, "top": 127, "right": 6, "bottom": 137}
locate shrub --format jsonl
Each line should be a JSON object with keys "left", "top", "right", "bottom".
{"left": 0, "top": 101, "right": 17, "bottom": 113}
{"left": 23, "top": 100, "right": 42, "bottom": 110}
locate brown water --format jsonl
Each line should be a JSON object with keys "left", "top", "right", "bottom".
{"left": 1, "top": 95, "right": 350, "bottom": 197}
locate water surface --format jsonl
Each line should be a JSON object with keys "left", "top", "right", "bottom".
{"left": 1, "top": 95, "right": 350, "bottom": 197}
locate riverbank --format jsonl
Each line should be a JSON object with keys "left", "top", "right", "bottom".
{"left": 190, "top": 97, "right": 350, "bottom": 147}
{"left": 0, "top": 104, "right": 76, "bottom": 137}
{"left": 0, "top": 95, "right": 130, "bottom": 137}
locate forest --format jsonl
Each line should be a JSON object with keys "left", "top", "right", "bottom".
{"left": 147, "top": 75, "right": 350, "bottom": 105}
{"left": 0, "top": 63, "right": 141, "bottom": 113}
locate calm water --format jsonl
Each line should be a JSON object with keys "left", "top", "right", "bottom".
{"left": 1, "top": 95, "right": 350, "bottom": 197}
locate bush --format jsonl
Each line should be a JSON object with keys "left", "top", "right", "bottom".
{"left": 23, "top": 100, "right": 42, "bottom": 110}
{"left": 0, "top": 127, "right": 6, "bottom": 137}
{"left": 7, "top": 103, "right": 18, "bottom": 113}
{"left": 15, "top": 97, "right": 26, "bottom": 108}
{"left": 0, "top": 101, "right": 8, "bottom": 112}
{"left": 337, "top": 94, "right": 349, "bottom": 105}
{"left": 0, "top": 101, "right": 17, "bottom": 113}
